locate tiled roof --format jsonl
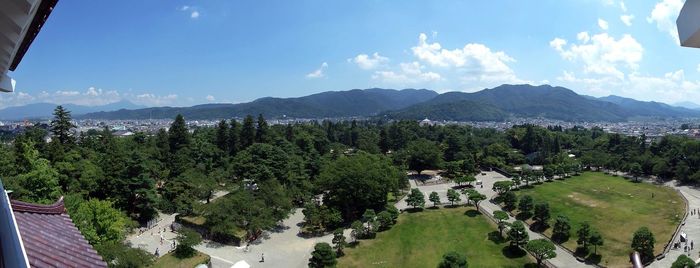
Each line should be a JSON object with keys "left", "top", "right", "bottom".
{"left": 11, "top": 197, "right": 108, "bottom": 268}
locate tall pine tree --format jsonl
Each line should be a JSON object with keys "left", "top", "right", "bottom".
{"left": 229, "top": 119, "right": 240, "bottom": 156}
{"left": 215, "top": 120, "right": 229, "bottom": 152}
{"left": 50, "top": 105, "right": 76, "bottom": 145}
{"left": 240, "top": 115, "right": 255, "bottom": 149}
{"left": 256, "top": 114, "right": 269, "bottom": 143}
{"left": 168, "top": 114, "right": 190, "bottom": 153}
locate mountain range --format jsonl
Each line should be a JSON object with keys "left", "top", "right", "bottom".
{"left": 5, "top": 84, "right": 700, "bottom": 122}
{"left": 0, "top": 100, "right": 145, "bottom": 120}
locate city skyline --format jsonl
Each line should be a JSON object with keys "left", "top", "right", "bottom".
{"left": 3, "top": 0, "right": 700, "bottom": 109}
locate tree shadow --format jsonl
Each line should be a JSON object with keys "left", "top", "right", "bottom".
{"left": 427, "top": 206, "right": 440, "bottom": 210}
{"left": 529, "top": 222, "right": 549, "bottom": 233}
{"left": 346, "top": 241, "right": 360, "bottom": 248}
{"left": 488, "top": 231, "right": 506, "bottom": 244}
{"left": 515, "top": 212, "right": 531, "bottom": 221}
{"left": 404, "top": 208, "right": 424, "bottom": 213}
{"left": 552, "top": 234, "right": 569, "bottom": 244}
{"left": 585, "top": 253, "right": 602, "bottom": 264}
{"left": 465, "top": 210, "right": 481, "bottom": 217}
{"left": 502, "top": 245, "right": 527, "bottom": 259}
{"left": 523, "top": 264, "right": 540, "bottom": 268}
{"left": 574, "top": 246, "right": 590, "bottom": 257}
{"left": 444, "top": 204, "right": 461, "bottom": 209}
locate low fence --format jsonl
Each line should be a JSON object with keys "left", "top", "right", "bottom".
{"left": 656, "top": 188, "right": 690, "bottom": 263}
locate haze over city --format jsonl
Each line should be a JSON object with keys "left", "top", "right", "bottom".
{"left": 3, "top": 0, "right": 700, "bottom": 109}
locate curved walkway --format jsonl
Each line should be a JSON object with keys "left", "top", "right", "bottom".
{"left": 649, "top": 182, "right": 700, "bottom": 267}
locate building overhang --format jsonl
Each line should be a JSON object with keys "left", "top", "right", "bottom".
{"left": 0, "top": 0, "right": 58, "bottom": 92}
{"left": 678, "top": 0, "right": 700, "bottom": 48}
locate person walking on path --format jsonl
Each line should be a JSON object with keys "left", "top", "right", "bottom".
{"left": 261, "top": 253, "right": 265, "bottom": 262}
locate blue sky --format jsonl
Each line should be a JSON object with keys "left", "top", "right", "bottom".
{"left": 3, "top": 0, "right": 699, "bottom": 108}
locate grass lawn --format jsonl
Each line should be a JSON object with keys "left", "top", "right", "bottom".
{"left": 513, "top": 172, "right": 684, "bottom": 267}
{"left": 339, "top": 207, "right": 534, "bottom": 268}
{"left": 151, "top": 252, "right": 209, "bottom": 268}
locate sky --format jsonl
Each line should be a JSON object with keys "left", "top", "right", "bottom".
{"left": 3, "top": 0, "right": 700, "bottom": 109}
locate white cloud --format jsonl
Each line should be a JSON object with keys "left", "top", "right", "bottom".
{"left": 349, "top": 52, "right": 389, "bottom": 70}
{"left": 180, "top": 5, "right": 190, "bottom": 11}
{"left": 620, "top": 1, "right": 628, "bottom": 12}
{"left": 550, "top": 32, "right": 643, "bottom": 80}
{"left": 620, "top": 14, "right": 634, "bottom": 26}
{"left": 647, "top": 0, "right": 683, "bottom": 42}
{"left": 191, "top": 11, "right": 200, "bottom": 19}
{"left": 598, "top": 19, "right": 609, "bottom": 30}
{"left": 179, "top": 5, "right": 200, "bottom": 19}
{"left": 372, "top": 61, "right": 441, "bottom": 84}
{"left": 411, "top": 33, "right": 523, "bottom": 84}
{"left": 697, "top": 63, "right": 700, "bottom": 73}
{"left": 0, "top": 87, "right": 183, "bottom": 109}
{"left": 306, "top": 62, "right": 328, "bottom": 79}
{"left": 206, "top": 95, "right": 215, "bottom": 101}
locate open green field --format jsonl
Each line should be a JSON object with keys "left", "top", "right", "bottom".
{"left": 151, "top": 252, "right": 209, "bottom": 268}
{"left": 514, "top": 172, "right": 684, "bottom": 267}
{"left": 339, "top": 207, "right": 534, "bottom": 268}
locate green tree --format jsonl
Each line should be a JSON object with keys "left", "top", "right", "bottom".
{"left": 631, "top": 227, "right": 655, "bottom": 263}
{"left": 320, "top": 152, "right": 401, "bottom": 221}
{"left": 518, "top": 195, "right": 534, "bottom": 219}
{"left": 215, "top": 119, "right": 229, "bottom": 152}
{"left": 228, "top": 119, "right": 241, "bottom": 155}
{"left": 361, "top": 209, "right": 376, "bottom": 236}
{"left": 671, "top": 255, "right": 696, "bottom": 268}
{"left": 406, "top": 188, "right": 426, "bottom": 209}
{"left": 94, "top": 241, "right": 154, "bottom": 268}
{"left": 429, "top": 191, "right": 441, "bottom": 207}
{"left": 350, "top": 220, "right": 363, "bottom": 241}
{"left": 576, "top": 222, "right": 592, "bottom": 249}
{"left": 309, "top": 242, "right": 337, "bottom": 268}
{"left": 438, "top": 251, "right": 468, "bottom": 268}
{"left": 493, "top": 210, "right": 509, "bottom": 237}
{"left": 533, "top": 202, "right": 551, "bottom": 228}
{"left": 332, "top": 229, "right": 347, "bottom": 256}
{"left": 446, "top": 188, "right": 461, "bottom": 206}
{"left": 69, "top": 198, "right": 130, "bottom": 246}
{"left": 525, "top": 239, "right": 557, "bottom": 266}
{"left": 15, "top": 157, "right": 61, "bottom": 204}
{"left": 508, "top": 220, "right": 529, "bottom": 248}
{"left": 406, "top": 138, "right": 443, "bottom": 174}
{"left": 240, "top": 115, "right": 256, "bottom": 149}
{"left": 174, "top": 228, "right": 202, "bottom": 259}
{"left": 467, "top": 191, "right": 486, "bottom": 210}
{"left": 503, "top": 191, "right": 517, "bottom": 211}
{"left": 376, "top": 211, "right": 393, "bottom": 231}
{"left": 50, "top": 105, "right": 76, "bottom": 145}
{"left": 552, "top": 215, "right": 571, "bottom": 243}
{"left": 256, "top": 114, "right": 269, "bottom": 143}
{"left": 492, "top": 181, "right": 513, "bottom": 195}
{"left": 168, "top": 114, "right": 190, "bottom": 152}
{"left": 629, "top": 162, "right": 643, "bottom": 182}
{"left": 589, "top": 231, "right": 604, "bottom": 255}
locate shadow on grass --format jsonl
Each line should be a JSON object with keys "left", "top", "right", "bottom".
{"left": 585, "top": 253, "right": 602, "bottom": 265}
{"left": 574, "top": 246, "right": 590, "bottom": 257}
{"left": 346, "top": 241, "right": 360, "bottom": 248}
{"left": 523, "top": 264, "right": 540, "bottom": 268}
{"left": 529, "top": 222, "right": 549, "bottom": 233}
{"left": 552, "top": 234, "right": 569, "bottom": 244}
{"left": 465, "top": 210, "right": 481, "bottom": 217}
{"left": 404, "top": 208, "right": 424, "bottom": 213}
{"left": 502, "top": 245, "right": 527, "bottom": 259}
{"left": 427, "top": 206, "right": 440, "bottom": 210}
{"left": 515, "top": 212, "right": 531, "bottom": 221}
{"left": 488, "top": 231, "right": 506, "bottom": 245}
{"left": 444, "top": 204, "right": 461, "bottom": 209}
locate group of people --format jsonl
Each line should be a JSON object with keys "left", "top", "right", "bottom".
{"left": 152, "top": 226, "right": 177, "bottom": 257}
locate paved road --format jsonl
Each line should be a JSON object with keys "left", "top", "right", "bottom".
{"left": 398, "top": 171, "right": 589, "bottom": 268}
{"left": 126, "top": 212, "right": 178, "bottom": 256}
{"left": 649, "top": 182, "right": 700, "bottom": 267}
{"left": 195, "top": 209, "right": 351, "bottom": 268}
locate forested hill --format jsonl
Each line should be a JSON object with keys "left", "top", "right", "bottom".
{"left": 80, "top": 84, "right": 700, "bottom": 122}
{"left": 386, "top": 84, "right": 700, "bottom": 122}
{"left": 80, "top": 88, "right": 438, "bottom": 120}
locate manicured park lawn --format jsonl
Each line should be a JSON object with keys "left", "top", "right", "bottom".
{"left": 151, "top": 252, "right": 209, "bottom": 268}
{"left": 514, "top": 172, "right": 685, "bottom": 267}
{"left": 339, "top": 207, "right": 534, "bottom": 268}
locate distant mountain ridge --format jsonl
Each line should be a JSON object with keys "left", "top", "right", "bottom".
{"left": 0, "top": 100, "right": 145, "bottom": 120}
{"left": 76, "top": 85, "right": 700, "bottom": 122}
{"left": 81, "top": 88, "right": 439, "bottom": 120}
